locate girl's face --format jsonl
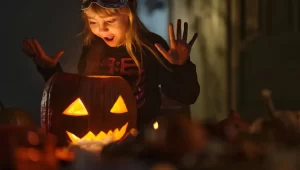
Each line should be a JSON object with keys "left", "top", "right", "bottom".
{"left": 84, "top": 8, "right": 129, "bottom": 47}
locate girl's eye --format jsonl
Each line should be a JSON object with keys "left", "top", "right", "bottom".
{"left": 106, "top": 19, "right": 116, "bottom": 24}
{"left": 89, "top": 21, "right": 97, "bottom": 25}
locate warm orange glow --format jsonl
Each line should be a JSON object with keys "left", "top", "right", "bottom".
{"left": 55, "top": 148, "right": 74, "bottom": 161}
{"left": 63, "top": 98, "right": 88, "bottom": 116}
{"left": 153, "top": 121, "right": 159, "bottom": 130}
{"left": 87, "top": 75, "right": 115, "bottom": 78}
{"left": 110, "top": 95, "right": 128, "bottom": 114}
{"left": 66, "top": 122, "right": 128, "bottom": 144}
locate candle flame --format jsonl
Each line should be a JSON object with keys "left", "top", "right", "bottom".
{"left": 153, "top": 121, "right": 159, "bottom": 130}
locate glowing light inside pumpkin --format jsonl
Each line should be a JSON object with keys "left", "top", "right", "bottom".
{"left": 63, "top": 98, "right": 88, "bottom": 116}
{"left": 66, "top": 122, "right": 128, "bottom": 144}
{"left": 110, "top": 95, "right": 128, "bottom": 114}
{"left": 153, "top": 121, "right": 159, "bottom": 130}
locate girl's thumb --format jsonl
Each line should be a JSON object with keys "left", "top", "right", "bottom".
{"left": 54, "top": 50, "right": 64, "bottom": 62}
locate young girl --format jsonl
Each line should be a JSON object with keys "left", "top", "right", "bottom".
{"left": 22, "top": 0, "right": 200, "bottom": 130}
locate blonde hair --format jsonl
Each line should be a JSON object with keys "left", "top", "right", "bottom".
{"left": 80, "top": 3, "right": 171, "bottom": 86}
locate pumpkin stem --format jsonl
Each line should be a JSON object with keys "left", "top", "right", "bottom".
{"left": 261, "top": 88, "right": 276, "bottom": 119}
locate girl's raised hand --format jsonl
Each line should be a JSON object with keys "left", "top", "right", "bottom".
{"left": 22, "top": 38, "right": 64, "bottom": 68}
{"left": 155, "top": 19, "right": 198, "bottom": 65}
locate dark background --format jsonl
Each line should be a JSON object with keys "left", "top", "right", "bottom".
{"left": 237, "top": 0, "right": 300, "bottom": 121}
{"left": 2, "top": 0, "right": 83, "bottom": 123}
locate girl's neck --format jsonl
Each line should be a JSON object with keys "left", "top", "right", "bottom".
{"left": 117, "top": 42, "right": 125, "bottom": 48}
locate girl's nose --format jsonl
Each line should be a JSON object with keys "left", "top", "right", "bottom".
{"left": 99, "top": 23, "right": 109, "bottom": 32}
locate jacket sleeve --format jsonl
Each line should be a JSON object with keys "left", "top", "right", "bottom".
{"left": 155, "top": 35, "right": 200, "bottom": 104}
{"left": 37, "top": 64, "right": 63, "bottom": 82}
{"left": 37, "top": 46, "right": 90, "bottom": 81}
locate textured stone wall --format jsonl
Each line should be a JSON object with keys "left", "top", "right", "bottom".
{"left": 169, "top": 0, "right": 228, "bottom": 120}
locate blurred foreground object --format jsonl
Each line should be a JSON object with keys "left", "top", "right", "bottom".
{"left": 216, "top": 110, "right": 249, "bottom": 142}
{"left": 0, "top": 101, "right": 36, "bottom": 127}
{"left": 248, "top": 89, "right": 300, "bottom": 145}
{"left": 144, "top": 114, "right": 208, "bottom": 155}
{"left": 262, "top": 89, "right": 300, "bottom": 134}
{"left": 0, "top": 126, "right": 57, "bottom": 170}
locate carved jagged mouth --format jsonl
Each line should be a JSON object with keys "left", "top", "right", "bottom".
{"left": 66, "top": 122, "right": 128, "bottom": 144}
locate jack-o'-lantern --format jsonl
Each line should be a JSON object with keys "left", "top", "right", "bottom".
{"left": 41, "top": 73, "right": 137, "bottom": 146}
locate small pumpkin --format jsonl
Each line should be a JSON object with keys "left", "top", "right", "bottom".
{"left": 41, "top": 73, "right": 137, "bottom": 146}
{"left": 0, "top": 100, "right": 35, "bottom": 127}
{"left": 216, "top": 110, "right": 249, "bottom": 142}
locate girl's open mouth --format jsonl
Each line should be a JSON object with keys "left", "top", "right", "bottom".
{"left": 104, "top": 37, "right": 114, "bottom": 41}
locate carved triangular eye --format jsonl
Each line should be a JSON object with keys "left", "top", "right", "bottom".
{"left": 110, "top": 95, "right": 128, "bottom": 114}
{"left": 63, "top": 98, "right": 88, "bottom": 116}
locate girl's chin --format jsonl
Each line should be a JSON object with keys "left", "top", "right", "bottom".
{"left": 104, "top": 41, "right": 119, "bottom": 47}
{"left": 103, "top": 39, "right": 115, "bottom": 46}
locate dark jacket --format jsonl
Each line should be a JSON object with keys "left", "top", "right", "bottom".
{"left": 37, "top": 32, "right": 200, "bottom": 130}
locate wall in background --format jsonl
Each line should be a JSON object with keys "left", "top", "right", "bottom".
{"left": 2, "top": 0, "right": 83, "bottom": 123}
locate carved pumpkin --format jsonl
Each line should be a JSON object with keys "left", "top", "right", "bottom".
{"left": 41, "top": 73, "right": 137, "bottom": 146}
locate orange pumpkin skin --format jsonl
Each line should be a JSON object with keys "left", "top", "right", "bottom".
{"left": 41, "top": 73, "right": 137, "bottom": 146}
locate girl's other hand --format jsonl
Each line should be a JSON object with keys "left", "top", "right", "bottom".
{"left": 155, "top": 19, "right": 198, "bottom": 65}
